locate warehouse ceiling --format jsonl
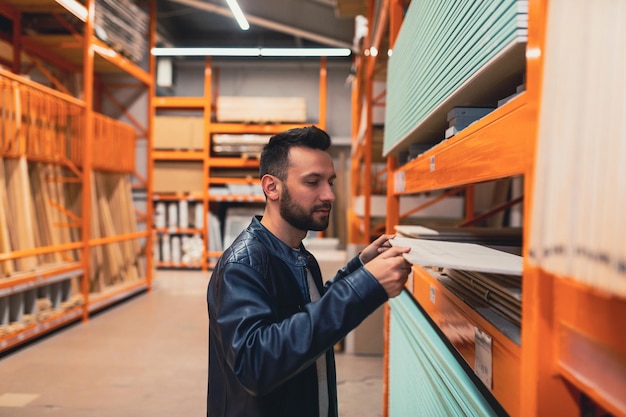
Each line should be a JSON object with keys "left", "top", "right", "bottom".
{"left": 156, "top": 0, "right": 363, "bottom": 50}
{"left": 0, "top": 0, "right": 371, "bottom": 73}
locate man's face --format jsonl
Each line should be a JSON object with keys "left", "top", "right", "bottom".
{"left": 279, "top": 146, "right": 336, "bottom": 231}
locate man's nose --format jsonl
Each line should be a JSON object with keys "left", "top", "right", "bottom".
{"left": 320, "top": 182, "right": 335, "bottom": 202}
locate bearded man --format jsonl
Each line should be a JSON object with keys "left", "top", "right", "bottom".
{"left": 207, "top": 125, "right": 412, "bottom": 417}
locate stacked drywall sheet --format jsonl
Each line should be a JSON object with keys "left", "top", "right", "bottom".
{"left": 385, "top": 0, "right": 528, "bottom": 155}
{"left": 391, "top": 235, "right": 522, "bottom": 342}
{"left": 528, "top": 0, "right": 626, "bottom": 297}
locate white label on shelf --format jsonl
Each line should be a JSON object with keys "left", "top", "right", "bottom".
{"left": 394, "top": 171, "right": 405, "bottom": 193}
{"left": 429, "top": 284, "right": 436, "bottom": 303}
{"left": 474, "top": 327, "right": 493, "bottom": 389}
{"left": 430, "top": 156, "right": 436, "bottom": 172}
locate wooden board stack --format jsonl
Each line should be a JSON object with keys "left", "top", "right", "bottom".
{"left": 90, "top": 172, "right": 144, "bottom": 293}
{"left": 2, "top": 156, "right": 38, "bottom": 272}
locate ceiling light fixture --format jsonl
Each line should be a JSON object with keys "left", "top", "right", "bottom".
{"left": 55, "top": 0, "right": 88, "bottom": 22}
{"left": 151, "top": 47, "right": 352, "bottom": 57}
{"left": 225, "top": 0, "right": 250, "bottom": 31}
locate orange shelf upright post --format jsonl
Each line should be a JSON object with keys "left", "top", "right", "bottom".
{"left": 80, "top": 0, "right": 95, "bottom": 322}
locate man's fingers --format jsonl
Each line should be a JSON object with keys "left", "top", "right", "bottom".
{"left": 377, "top": 245, "right": 411, "bottom": 259}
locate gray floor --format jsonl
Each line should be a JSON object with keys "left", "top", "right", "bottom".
{"left": 0, "top": 270, "right": 383, "bottom": 417}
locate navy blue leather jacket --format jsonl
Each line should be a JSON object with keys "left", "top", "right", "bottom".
{"left": 207, "top": 216, "right": 388, "bottom": 417}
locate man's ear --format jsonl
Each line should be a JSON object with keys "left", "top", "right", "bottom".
{"left": 261, "top": 174, "right": 281, "bottom": 201}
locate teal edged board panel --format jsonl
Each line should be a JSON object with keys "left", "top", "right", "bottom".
{"left": 388, "top": 291, "right": 503, "bottom": 416}
{"left": 384, "top": 0, "right": 527, "bottom": 155}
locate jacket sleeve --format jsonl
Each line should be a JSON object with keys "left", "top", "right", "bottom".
{"left": 324, "top": 254, "right": 364, "bottom": 290}
{"left": 208, "top": 259, "right": 387, "bottom": 397}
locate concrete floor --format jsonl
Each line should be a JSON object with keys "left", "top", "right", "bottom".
{"left": 0, "top": 270, "right": 383, "bottom": 417}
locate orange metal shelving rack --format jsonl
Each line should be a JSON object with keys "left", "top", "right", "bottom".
{"left": 0, "top": 0, "right": 154, "bottom": 352}
{"left": 352, "top": 0, "right": 626, "bottom": 416}
{"left": 151, "top": 57, "right": 329, "bottom": 271}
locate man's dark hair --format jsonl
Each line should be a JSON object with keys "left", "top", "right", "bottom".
{"left": 259, "top": 125, "right": 331, "bottom": 180}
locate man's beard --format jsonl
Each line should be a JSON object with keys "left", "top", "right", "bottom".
{"left": 280, "top": 186, "right": 331, "bottom": 231}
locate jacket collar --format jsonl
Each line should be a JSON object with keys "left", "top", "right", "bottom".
{"left": 248, "top": 216, "right": 310, "bottom": 267}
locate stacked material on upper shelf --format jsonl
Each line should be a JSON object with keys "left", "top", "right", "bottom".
{"left": 212, "top": 134, "right": 271, "bottom": 156}
{"left": 216, "top": 97, "right": 307, "bottom": 123}
{"left": 95, "top": 0, "right": 148, "bottom": 64}
{"left": 440, "top": 268, "right": 521, "bottom": 327}
{"left": 384, "top": 0, "right": 528, "bottom": 155}
{"left": 444, "top": 107, "right": 495, "bottom": 139}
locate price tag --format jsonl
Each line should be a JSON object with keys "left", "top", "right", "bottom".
{"left": 474, "top": 327, "right": 493, "bottom": 389}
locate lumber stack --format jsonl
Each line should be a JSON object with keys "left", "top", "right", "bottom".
{"left": 2, "top": 156, "right": 38, "bottom": 272}
{"left": 89, "top": 171, "right": 144, "bottom": 293}
{"left": 0, "top": 159, "right": 81, "bottom": 277}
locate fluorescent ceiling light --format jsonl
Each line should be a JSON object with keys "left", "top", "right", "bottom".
{"left": 151, "top": 47, "right": 352, "bottom": 57}
{"left": 55, "top": 0, "right": 88, "bottom": 22}
{"left": 260, "top": 48, "right": 351, "bottom": 57}
{"left": 225, "top": 0, "right": 250, "bottom": 31}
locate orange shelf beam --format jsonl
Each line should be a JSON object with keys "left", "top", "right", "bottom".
{"left": 154, "top": 227, "right": 203, "bottom": 234}
{"left": 153, "top": 193, "right": 205, "bottom": 201}
{"left": 209, "top": 122, "right": 310, "bottom": 135}
{"left": 0, "top": 242, "right": 83, "bottom": 263}
{"left": 152, "top": 150, "right": 204, "bottom": 160}
{"left": 209, "top": 177, "right": 260, "bottom": 185}
{"left": 208, "top": 157, "right": 260, "bottom": 168}
{"left": 0, "top": 263, "right": 82, "bottom": 293}
{"left": 91, "top": 38, "right": 152, "bottom": 86}
{"left": 394, "top": 94, "right": 532, "bottom": 195}
{"left": 88, "top": 231, "right": 148, "bottom": 247}
{"left": 153, "top": 96, "right": 206, "bottom": 109}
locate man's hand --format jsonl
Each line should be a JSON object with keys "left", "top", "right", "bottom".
{"left": 360, "top": 234, "right": 396, "bottom": 265}
{"left": 363, "top": 245, "right": 413, "bottom": 298}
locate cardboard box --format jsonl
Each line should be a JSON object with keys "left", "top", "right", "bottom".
{"left": 153, "top": 161, "right": 204, "bottom": 193}
{"left": 216, "top": 96, "right": 307, "bottom": 123}
{"left": 153, "top": 116, "right": 204, "bottom": 150}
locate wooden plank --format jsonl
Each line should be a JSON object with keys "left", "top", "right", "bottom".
{"left": 94, "top": 172, "right": 124, "bottom": 285}
{"left": 89, "top": 174, "right": 105, "bottom": 293}
{"left": 0, "top": 158, "right": 15, "bottom": 276}
{"left": 4, "top": 157, "right": 37, "bottom": 272}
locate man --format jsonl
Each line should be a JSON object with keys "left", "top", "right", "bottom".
{"left": 207, "top": 125, "right": 412, "bottom": 417}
